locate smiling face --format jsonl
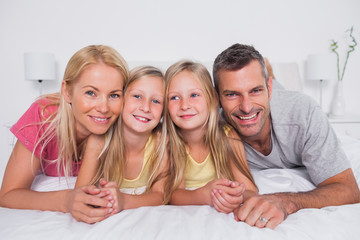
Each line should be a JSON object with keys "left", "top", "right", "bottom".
{"left": 167, "top": 70, "right": 209, "bottom": 135}
{"left": 63, "top": 62, "right": 125, "bottom": 141}
{"left": 122, "top": 76, "right": 164, "bottom": 135}
{"left": 218, "top": 60, "right": 273, "bottom": 142}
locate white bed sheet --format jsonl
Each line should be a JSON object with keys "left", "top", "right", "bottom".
{"left": 1, "top": 134, "right": 360, "bottom": 240}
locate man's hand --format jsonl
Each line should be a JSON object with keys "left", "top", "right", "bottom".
{"left": 234, "top": 194, "right": 288, "bottom": 229}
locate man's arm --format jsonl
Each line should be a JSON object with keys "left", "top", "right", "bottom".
{"left": 235, "top": 168, "right": 360, "bottom": 229}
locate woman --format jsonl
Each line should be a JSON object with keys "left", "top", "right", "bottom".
{"left": 0, "top": 45, "right": 129, "bottom": 224}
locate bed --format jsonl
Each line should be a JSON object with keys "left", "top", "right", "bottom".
{"left": 0, "top": 133, "right": 359, "bottom": 240}
{"left": 1, "top": 60, "right": 360, "bottom": 239}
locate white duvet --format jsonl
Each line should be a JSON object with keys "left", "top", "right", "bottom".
{"left": 1, "top": 134, "right": 360, "bottom": 240}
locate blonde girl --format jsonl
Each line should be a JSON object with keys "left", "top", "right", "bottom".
{"left": 76, "top": 65, "right": 169, "bottom": 213}
{"left": 0, "top": 45, "right": 129, "bottom": 224}
{"left": 165, "top": 60, "right": 258, "bottom": 215}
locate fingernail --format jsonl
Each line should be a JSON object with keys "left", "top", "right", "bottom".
{"left": 107, "top": 203, "right": 113, "bottom": 208}
{"left": 108, "top": 208, "right": 113, "bottom": 213}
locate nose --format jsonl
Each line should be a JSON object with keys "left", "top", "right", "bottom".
{"left": 239, "top": 96, "right": 253, "bottom": 114}
{"left": 139, "top": 99, "right": 151, "bottom": 113}
{"left": 96, "top": 96, "right": 109, "bottom": 113}
{"left": 180, "top": 98, "right": 191, "bottom": 110}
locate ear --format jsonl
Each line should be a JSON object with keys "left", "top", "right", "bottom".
{"left": 62, "top": 81, "right": 72, "bottom": 104}
{"left": 214, "top": 91, "right": 221, "bottom": 108}
{"left": 267, "top": 76, "right": 273, "bottom": 100}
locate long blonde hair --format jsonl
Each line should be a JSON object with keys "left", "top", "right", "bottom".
{"left": 34, "top": 45, "right": 129, "bottom": 178}
{"left": 164, "top": 60, "right": 256, "bottom": 194}
{"left": 90, "top": 66, "right": 169, "bottom": 202}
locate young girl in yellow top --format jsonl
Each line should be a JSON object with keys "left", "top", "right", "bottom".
{"left": 76, "top": 66, "right": 168, "bottom": 214}
{"left": 165, "top": 60, "right": 257, "bottom": 216}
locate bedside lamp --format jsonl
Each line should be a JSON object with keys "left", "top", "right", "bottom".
{"left": 24, "top": 52, "right": 56, "bottom": 95}
{"left": 306, "top": 54, "right": 336, "bottom": 109}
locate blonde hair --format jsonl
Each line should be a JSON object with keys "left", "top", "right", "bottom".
{"left": 90, "top": 66, "right": 169, "bottom": 203}
{"left": 164, "top": 60, "right": 256, "bottom": 195}
{"left": 34, "top": 45, "right": 129, "bottom": 178}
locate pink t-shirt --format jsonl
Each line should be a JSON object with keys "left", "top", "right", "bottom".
{"left": 10, "top": 98, "right": 81, "bottom": 176}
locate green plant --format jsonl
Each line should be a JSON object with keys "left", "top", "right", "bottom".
{"left": 330, "top": 26, "right": 357, "bottom": 81}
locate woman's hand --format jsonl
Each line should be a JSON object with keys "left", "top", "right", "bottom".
{"left": 66, "top": 185, "right": 114, "bottom": 224}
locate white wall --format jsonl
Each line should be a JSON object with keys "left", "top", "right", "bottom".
{"left": 0, "top": 0, "right": 359, "bottom": 176}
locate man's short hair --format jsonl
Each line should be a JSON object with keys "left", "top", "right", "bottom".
{"left": 213, "top": 43, "right": 268, "bottom": 93}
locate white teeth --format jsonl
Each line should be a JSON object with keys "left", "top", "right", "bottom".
{"left": 136, "top": 116, "right": 149, "bottom": 121}
{"left": 239, "top": 113, "right": 257, "bottom": 120}
{"left": 93, "top": 117, "right": 107, "bottom": 121}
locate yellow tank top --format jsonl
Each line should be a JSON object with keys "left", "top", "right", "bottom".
{"left": 184, "top": 152, "right": 217, "bottom": 189}
{"left": 120, "top": 135, "right": 154, "bottom": 190}
{"left": 184, "top": 125, "right": 233, "bottom": 189}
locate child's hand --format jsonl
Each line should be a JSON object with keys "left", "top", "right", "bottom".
{"left": 201, "top": 179, "right": 235, "bottom": 206}
{"left": 98, "top": 178, "right": 124, "bottom": 215}
{"left": 211, "top": 181, "right": 245, "bottom": 213}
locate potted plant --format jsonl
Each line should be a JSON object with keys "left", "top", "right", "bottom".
{"left": 330, "top": 26, "right": 357, "bottom": 81}
{"left": 329, "top": 26, "right": 357, "bottom": 116}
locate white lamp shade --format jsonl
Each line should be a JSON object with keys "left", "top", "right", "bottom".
{"left": 306, "top": 54, "right": 337, "bottom": 81}
{"left": 24, "top": 52, "right": 56, "bottom": 81}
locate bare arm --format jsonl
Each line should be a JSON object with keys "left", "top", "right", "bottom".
{"left": 211, "top": 132, "right": 258, "bottom": 212}
{"left": 170, "top": 178, "right": 246, "bottom": 207}
{"left": 75, "top": 134, "right": 105, "bottom": 187}
{"left": 170, "top": 179, "right": 210, "bottom": 205}
{"left": 0, "top": 140, "right": 113, "bottom": 224}
{"left": 236, "top": 168, "right": 360, "bottom": 229}
{"left": 228, "top": 130, "right": 258, "bottom": 197}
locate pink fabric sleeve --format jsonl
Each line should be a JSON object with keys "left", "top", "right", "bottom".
{"left": 10, "top": 98, "right": 81, "bottom": 176}
{"left": 10, "top": 101, "right": 48, "bottom": 159}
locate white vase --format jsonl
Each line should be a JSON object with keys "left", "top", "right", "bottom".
{"left": 330, "top": 81, "right": 346, "bottom": 116}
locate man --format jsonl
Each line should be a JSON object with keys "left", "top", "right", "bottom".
{"left": 213, "top": 43, "right": 360, "bottom": 229}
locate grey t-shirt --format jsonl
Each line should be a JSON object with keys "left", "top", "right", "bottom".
{"left": 244, "top": 90, "right": 351, "bottom": 185}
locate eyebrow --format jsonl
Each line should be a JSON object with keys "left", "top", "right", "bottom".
{"left": 169, "top": 88, "right": 203, "bottom": 94}
{"left": 222, "top": 89, "right": 239, "bottom": 95}
{"left": 83, "top": 85, "right": 123, "bottom": 93}
{"left": 222, "top": 84, "right": 265, "bottom": 95}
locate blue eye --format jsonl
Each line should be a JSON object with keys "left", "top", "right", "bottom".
{"left": 225, "top": 92, "right": 236, "bottom": 97}
{"left": 191, "top": 93, "right": 199, "bottom": 98}
{"left": 152, "top": 99, "right": 161, "bottom": 104}
{"left": 170, "top": 96, "right": 179, "bottom": 100}
{"left": 134, "top": 94, "right": 141, "bottom": 99}
{"left": 110, "top": 93, "right": 120, "bottom": 99}
{"left": 86, "top": 91, "right": 95, "bottom": 97}
{"left": 252, "top": 89, "right": 262, "bottom": 94}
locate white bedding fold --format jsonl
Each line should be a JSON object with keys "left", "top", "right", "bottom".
{"left": 1, "top": 134, "right": 360, "bottom": 240}
{"left": 1, "top": 203, "right": 359, "bottom": 240}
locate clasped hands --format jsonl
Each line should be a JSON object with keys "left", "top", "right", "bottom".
{"left": 70, "top": 178, "right": 287, "bottom": 228}
{"left": 207, "top": 179, "right": 287, "bottom": 229}
{"left": 68, "top": 179, "right": 121, "bottom": 224}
